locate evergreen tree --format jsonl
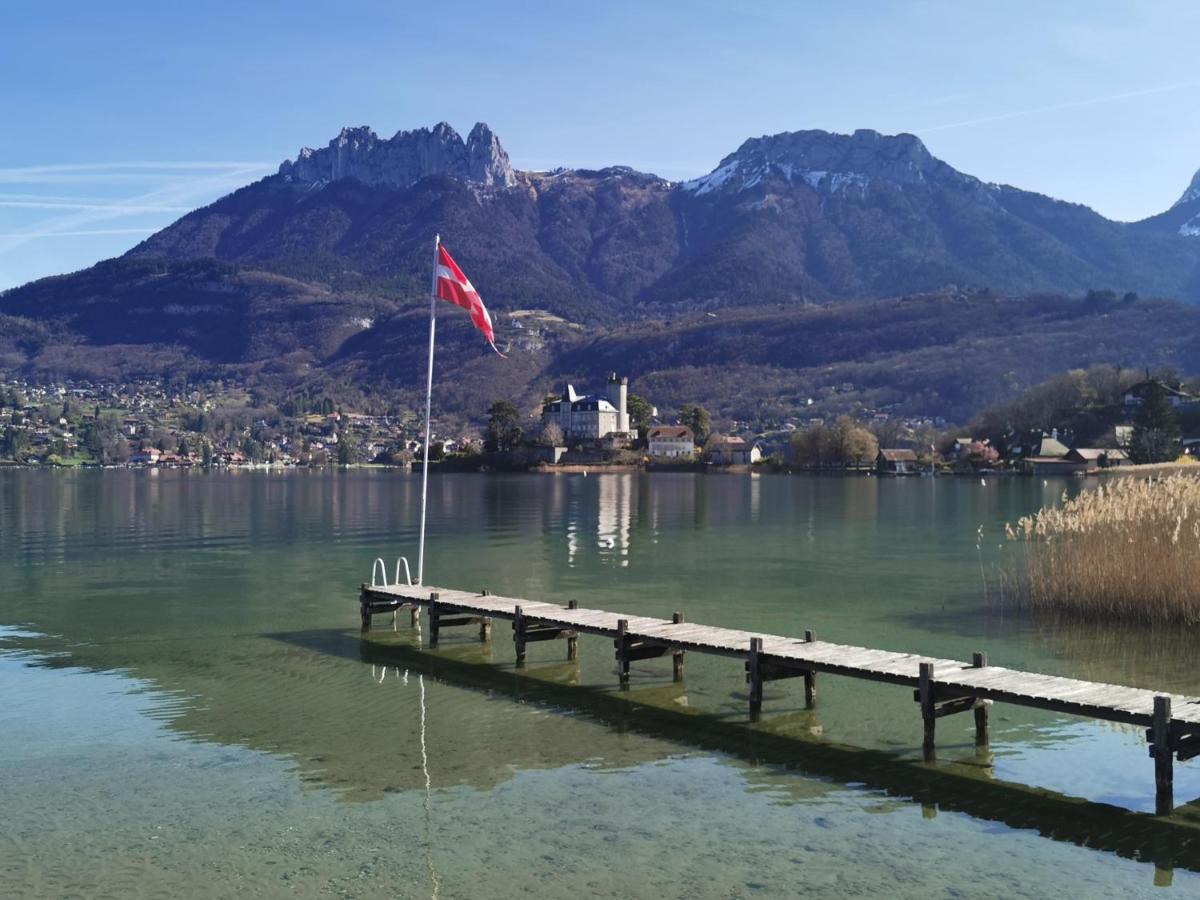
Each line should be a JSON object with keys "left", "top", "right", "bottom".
{"left": 678, "top": 404, "right": 711, "bottom": 443}
{"left": 1129, "top": 383, "right": 1181, "bottom": 464}
{"left": 626, "top": 394, "right": 654, "bottom": 444}
{"left": 2, "top": 425, "right": 29, "bottom": 458}
{"left": 485, "top": 400, "right": 524, "bottom": 452}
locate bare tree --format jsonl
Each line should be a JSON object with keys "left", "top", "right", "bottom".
{"left": 538, "top": 420, "right": 564, "bottom": 447}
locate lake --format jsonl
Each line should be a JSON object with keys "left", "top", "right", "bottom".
{"left": 3, "top": 468, "right": 1199, "bottom": 898}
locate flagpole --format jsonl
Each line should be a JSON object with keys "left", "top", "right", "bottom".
{"left": 417, "top": 233, "right": 440, "bottom": 585}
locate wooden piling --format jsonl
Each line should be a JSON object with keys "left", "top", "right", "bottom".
{"left": 672, "top": 612, "right": 685, "bottom": 682}
{"left": 1152, "top": 695, "right": 1174, "bottom": 816}
{"left": 479, "top": 589, "right": 492, "bottom": 642}
{"left": 748, "top": 637, "right": 764, "bottom": 720}
{"left": 919, "top": 662, "right": 935, "bottom": 760}
{"left": 972, "top": 651, "right": 989, "bottom": 746}
{"left": 615, "top": 618, "right": 630, "bottom": 685}
{"left": 803, "top": 629, "right": 817, "bottom": 707}
{"left": 428, "top": 592, "right": 441, "bottom": 646}
{"left": 567, "top": 600, "right": 579, "bottom": 660}
{"left": 513, "top": 605, "right": 526, "bottom": 665}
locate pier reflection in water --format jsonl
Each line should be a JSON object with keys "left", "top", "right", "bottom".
{"left": 4, "top": 469, "right": 1200, "bottom": 897}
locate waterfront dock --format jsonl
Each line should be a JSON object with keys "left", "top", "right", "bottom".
{"left": 360, "top": 581, "right": 1200, "bottom": 815}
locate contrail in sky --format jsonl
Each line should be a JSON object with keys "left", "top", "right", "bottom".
{"left": 0, "top": 163, "right": 270, "bottom": 253}
{"left": 0, "top": 161, "right": 271, "bottom": 179}
{"left": 0, "top": 227, "right": 158, "bottom": 239}
{"left": 915, "top": 82, "right": 1200, "bottom": 134}
{"left": 0, "top": 200, "right": 193, "bottom": 212}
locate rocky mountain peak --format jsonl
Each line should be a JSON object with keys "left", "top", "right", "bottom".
{"left": 465, "top": 123, "right": 514, "bottom": 186}
{"left": 279, "top": 121, "right": 515, "bottom": 189}
{"left": 1172, "top": 168, "right": 1200, "bottom": 209}
{"left": 681, "top": 127, "right": 971, "bottom": 197}
{"left": 1165, "top": 168, "right": 1200, "bottom": 237}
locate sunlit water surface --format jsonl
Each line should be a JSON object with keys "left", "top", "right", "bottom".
{"left": 3, "top": 469, "right": 1200, "bottom": 898}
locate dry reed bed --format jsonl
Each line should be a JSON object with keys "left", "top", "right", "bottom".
{"left": 1007, "top": 474, "right": 1200, "bottom": 624}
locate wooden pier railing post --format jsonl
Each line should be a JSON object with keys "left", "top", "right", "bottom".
{"left": 919, "top": 662, "right": 935, "bottom": 761}
{"left": 803, "top": 629, "right": 817, "bottom": 707}
{"left": 748, "top": 638, "right": 764, "bottom": 720}
{"left": 567, "top": 600, "right": 579, "bottom": 660}
{"left": 428, "top": 592, "right": 441, "bottom": 646}
{"left": 479, "top": 589, "right": 493, "bottom": 642}
{"left": 513, "top": 605, "right": 526, "bottom": 666}
{"left": 615, "top": 619, "right": 630, "bottom": 686}
{"left": 972, "top": 651, "right": 989, "bottom": 746}
{"left": 1152, "top": 695, "right": 1174, "bottom": 816}
{"left": 672, "top": 612, "right": 685, "bottom": 682}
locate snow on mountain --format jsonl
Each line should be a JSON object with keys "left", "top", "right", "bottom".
{"left": 679, "top": 128, "right": 971, "bottom": 198}
{"left": 1172, "top": 169, "right": 1200, "bottom": 210}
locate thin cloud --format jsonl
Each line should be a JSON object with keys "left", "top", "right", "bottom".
{"left": 0, "top": 163, "right": 269, "bottom": 254}
{"left": 0, "top": 192, "right": 145, "bottom": 204}
{"left": 0, "top": 160, "right": 271, "bottom": 178}
{"left": 0, "top": 173, "right": 259, "bottom": 185}
{"left": 0, "top": 227, "right": 158, "bottom": 239}
{"left": 0, "top": 200, "right": 193, "bottom": 212}
{"left": 915, "top": 82, "right": 1200, "bottom": 134}
{"left": 0, "top": 161, "right": 273, "bottom": 187}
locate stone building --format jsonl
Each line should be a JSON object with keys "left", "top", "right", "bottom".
{"left": 541, "top": 373, "right": 633, "bottom": 442}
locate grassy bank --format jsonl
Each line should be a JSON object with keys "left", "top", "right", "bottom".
{"left": 1103, "top": 460, "right": 1200, "bottom": 479}
{"left": 1008, "top": 475, "right": 1200, "bottom": 624}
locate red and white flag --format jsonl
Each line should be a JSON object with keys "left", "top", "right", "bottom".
{"left": 435, "top": 244, "right": 503, "bottom": 356}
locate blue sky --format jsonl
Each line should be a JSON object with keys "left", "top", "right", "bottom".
{"left": 2, "top": 1, "right": 1198, "bottom": 290}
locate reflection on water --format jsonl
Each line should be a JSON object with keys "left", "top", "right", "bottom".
{"left": 1031, "top": 615, "right": 1200, "bottom": 694}
{"left": 596, "top": 472, "right": 632, "bottom": 565}
{"left": 4, "top": 469, "right": 1200, "bottom": 897}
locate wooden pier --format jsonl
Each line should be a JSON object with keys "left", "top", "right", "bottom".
{"left": 360, "top": 582, "right": 1200, "bottom": 815}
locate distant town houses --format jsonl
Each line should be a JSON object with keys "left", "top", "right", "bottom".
{"left": 1123, "top": 378, "right": 1197, "bottom": 409}
{"left": 1066, "top": 447, "right": 1130, "bottom": 471}
{"left": 947, "top": 438, "right": 997, "bottom": 463}
{"left": 876, "top": 448, "right": 918, "bottom": 475}
{"left": 5, "top": 364, "right": 1197, "bottom": 475}
{"left": 0, "top": 375, "right": 429, "bottom": 469}
{"left": 647, "top": 425, "right": 695, "bottom": 459}
{"left": 706, "top": 436, "right": 762, "bottom": 466}
{"left": 130, "top": 447, "right": 161, "bottom": 465}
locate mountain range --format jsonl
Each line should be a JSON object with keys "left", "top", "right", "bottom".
{"left": 3, "top": 121, "right": 1200, "bottom": 427}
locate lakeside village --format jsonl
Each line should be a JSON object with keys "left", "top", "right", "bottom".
{"left": 0, "top": 368, "right": 1194, "bottom": 476}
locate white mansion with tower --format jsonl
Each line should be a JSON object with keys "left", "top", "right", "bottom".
{"left": 541, "top": 373, "right": 636, "bottom": 442}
